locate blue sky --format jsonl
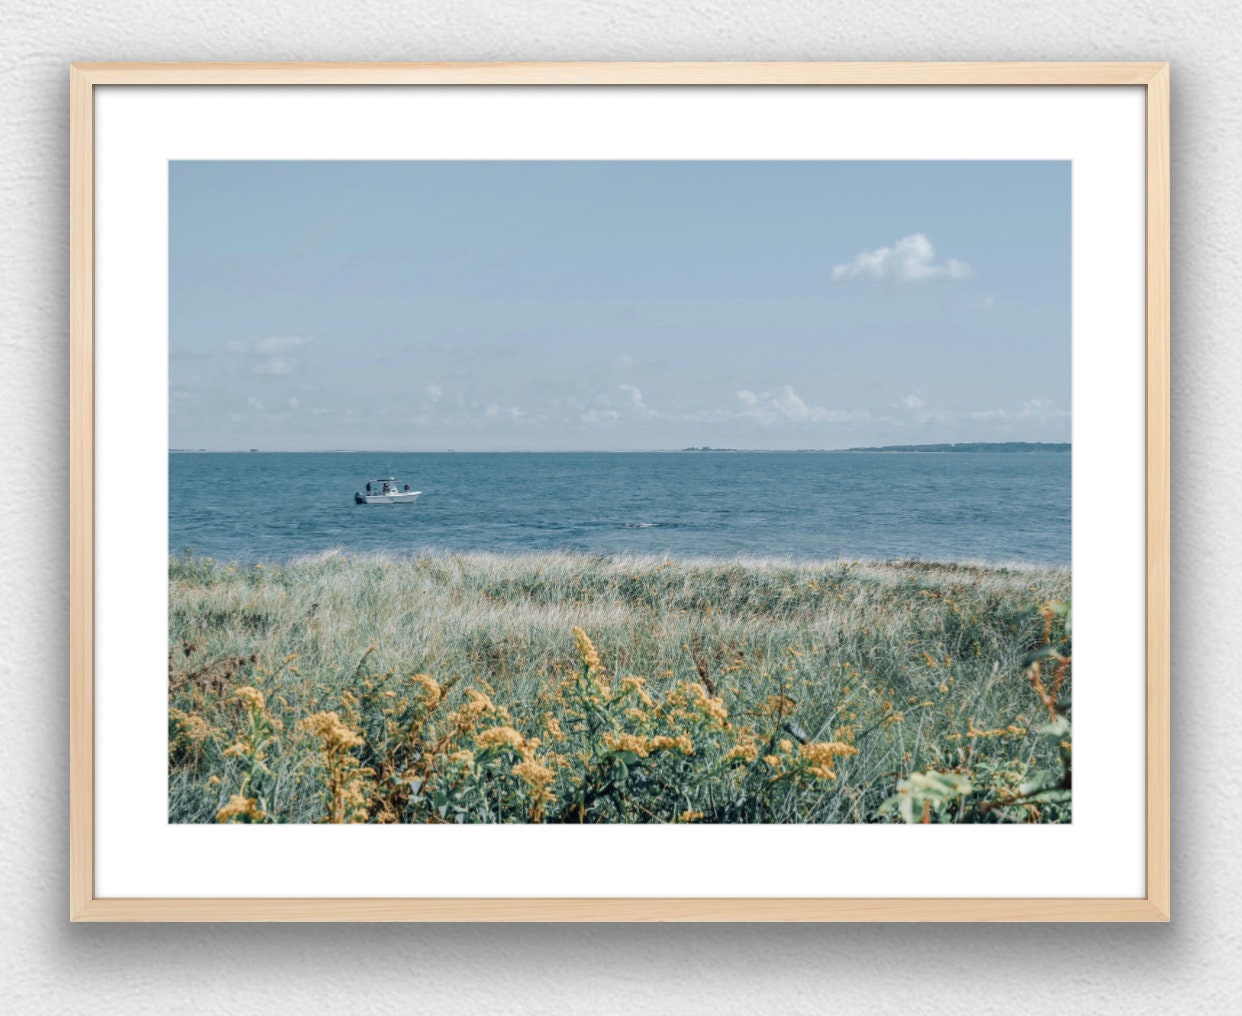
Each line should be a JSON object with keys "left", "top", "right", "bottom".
{"left": 170, "top": 160, "right": 1069, "bottom": 450}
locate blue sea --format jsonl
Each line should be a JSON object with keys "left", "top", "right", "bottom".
{"left": 169, "top": 451, "right": 1071, "bottom": 566}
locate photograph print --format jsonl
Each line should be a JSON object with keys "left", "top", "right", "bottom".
{"left": 168, "top": 160, "right": 1072, "bottom": 826}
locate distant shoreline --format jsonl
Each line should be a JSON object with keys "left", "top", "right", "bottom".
{"left": 840, "top": 441, "right": 1070, "bottom": 454}
{"left": 171, "top": 442, "right": 1071, "bottom": 455}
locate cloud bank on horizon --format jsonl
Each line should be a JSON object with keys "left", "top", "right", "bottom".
{"left": 170, "top": 161, "right": 1070, "bottom": 451}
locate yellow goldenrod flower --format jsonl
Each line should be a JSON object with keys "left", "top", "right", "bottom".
{"left": 475, "top": 726, "right": 526, "bottom": 751}
{"left": 298, "top": 711, "right": 365, "bottom": 749}
{"left": 572, "top": 626, "right": 602, "bottom": 673}
{"left": 681, "top": 681, "right": 729, "bottom": 726}
{"left": 800, "top": 741, "right": 857, "bottom": 763}
{"left": 799, "top": 740, "right": 858, "bottom": 779}
{"left": 602, "top": 732, "right": 652, "bottom": 757}
{"left": 234, "top": 685, "right": 265, "bottom": 711}
{"left": 216, "top": 794, "right": 265, "bottom": 823}
{"left": 620, "top": 675, "right": 655, "bottom": 707}
{"left": 447, "top": 688, "right": 497, "bottom": 733}
{"left": 169, "top": 708, "right": 212, "bottom": 742}
{"left": 410, "top": 673, "right": 441, "bottom": 707}
{"left": 724, "top": 741, "right": 759, "bottom": 764}
{"left": 512, "top": 758, "right": 556, "bottom": 789}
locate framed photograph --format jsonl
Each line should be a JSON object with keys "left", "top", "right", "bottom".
{"left": 70, "top": 62, "right": 1169, "bottom": 922}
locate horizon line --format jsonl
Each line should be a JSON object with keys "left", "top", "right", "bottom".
{"left": 170, "top": 442, "right": 1073, "bottom": 454}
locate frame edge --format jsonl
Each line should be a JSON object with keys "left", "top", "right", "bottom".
{"left": 1144, "top": 62, "right": 1172, "bottom": 923}
{"left": 68, "top": 60, "right": 1173, "bottom": 923}
{"left": 69, "top": 62, "right": 97, "bottom": 921}
{"left": 69, "top": 896, "right": 1171, "bottom": 923}
{"left": 67, "top": 60, "right": 1168, "bottom": 87}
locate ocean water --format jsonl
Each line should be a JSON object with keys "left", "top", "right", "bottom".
{"left": 169, "top": 451, "right": 1071, "bottom": 566}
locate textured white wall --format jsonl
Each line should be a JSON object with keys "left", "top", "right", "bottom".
{"left": 1, "top": 2, "right": 1237, "bottom": 1013}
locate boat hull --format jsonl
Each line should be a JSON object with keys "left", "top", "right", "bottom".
{"left": 355, "top": 491, "right": 421, "bottom": 504}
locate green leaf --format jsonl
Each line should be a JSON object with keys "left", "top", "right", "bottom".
{"left": 1018, "top": 770, "right": 1065, "bottom": 796}
{"left": 1021, "top": 646, "right": 1064, "bottom": 667}
{"left": 1022, "top": 788, "right": 1072, "bottom": 805}
{"left": 1036, "top": 715, "right": 1072, "bottom": 741}
{"left": 880, "top": 771, "right": 973, "bottom": 824}
{"left": 899, "top": 792, "right": 915, "bottom": 824}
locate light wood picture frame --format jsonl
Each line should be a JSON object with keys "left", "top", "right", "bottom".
{"left": 70, "top": 61, "right": 1170, "bottom": 922}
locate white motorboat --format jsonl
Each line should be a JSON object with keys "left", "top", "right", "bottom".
{"left": 355, "top": 476, "right": 421, "bottom": 505}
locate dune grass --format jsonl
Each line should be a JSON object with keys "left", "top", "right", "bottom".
{"left": 168, "top": 550, "right": 1072, "bottom": 824}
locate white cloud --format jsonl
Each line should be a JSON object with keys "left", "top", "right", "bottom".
{"left": 483, "top": 403, "right": 525, "bottom": 419}
{"left": 831, "top": 233, "right": 971, "bottom": 283}
{"left": 255, "top": 357, "right": 299, "bottom": 376}
{"left": 254, "top": 335, "right": 312, "bottom": 354}
{"left": 1018, "top": 399, "right": 1069, "bottom": 421}
{"left": 579, "top": 385, "right": 659, "bottom": 424}
{"left": 581, "top": 408, "right": 621, "bottom": 423}
{"left": 223, "top": 335, "right": 314, "bottom": 378}
{"left": 967, "top": 399, "right": 1070, "bottom": 426}
{"left": 895, "top": 393, "right": 948, "bottom": 424}
{"left": 736, "top": 385, "right": 853, "bottom": 426}
{"left": 618, "top": 384, "right": 646, "bottom": 411}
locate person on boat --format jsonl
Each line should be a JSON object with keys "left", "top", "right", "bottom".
{"left": 403, "top": 484, "right": 410, "bottom": 492}
{"left": 366, "top": 482, "right": 372, "bottom": 493}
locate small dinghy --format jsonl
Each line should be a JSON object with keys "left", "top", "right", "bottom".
{"left": 355, "top": 475, "right": 421, "bottom": 505}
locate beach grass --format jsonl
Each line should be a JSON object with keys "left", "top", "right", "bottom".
{"left": 169, "top": 550, "right": 1072, "bottom": 824}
